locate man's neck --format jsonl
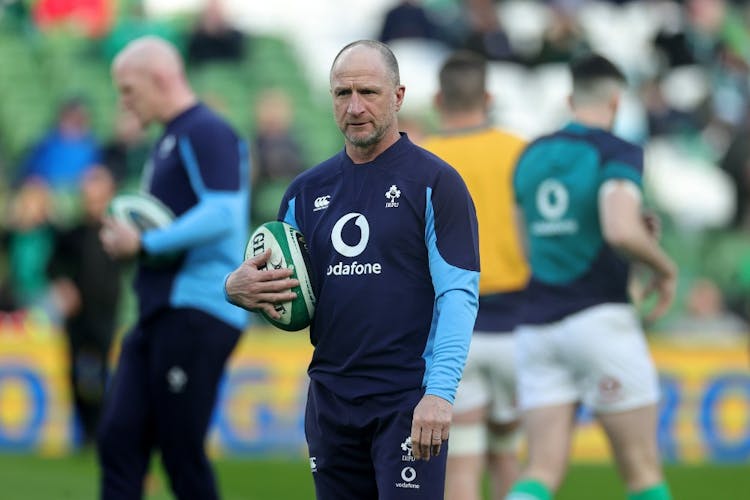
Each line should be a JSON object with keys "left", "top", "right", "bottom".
{"left": 438, "top": 110, "right": 487, "bottom": 133}
{"left": 572, "top": 106, "right": 614, "bottom": 130}
{"left": 163, "top": 91, "right": 198, "bottom": 124}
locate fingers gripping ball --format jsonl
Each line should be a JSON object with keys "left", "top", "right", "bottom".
{"left": 107, "top": 192, "right": 180, "bottom": 266}
{"left": 246, "top": 221, "right": 316, "bottom": 331}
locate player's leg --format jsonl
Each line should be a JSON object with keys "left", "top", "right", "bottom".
{"left": 305, "top": 380, "right": 378, "bottom": 500}
{"left": 511, "top": 402, "right": 577, "bottom": 496}
{"left": 599, "top": 405, "right": 671, "bottom": 499}
{"left": 573, "top": 304, "right": 670, "bottom": 500}
{"left": 149, "top": 308, "right": 240, "bottom": 500}
{"left": 484, "top": 333, "right": 521, "bottom": 500}
{"left": 486, "top": 420, "right": 521, "bottom": 500}
{"left": 77, "top": 323, "right": 113, "bottom": 446}
{"left": 64, "top": 325, "right": 88, "bottom": 445}
{"left": 506, "top": 322, "right": 579, "bottom": 500}
{"left": 97, "top": 325, "right": 154, "bottom": 499}
{"left": 372, "top": 387, "right": 449, "bottom": 500}
{"left": 445, "top": 407, "right": 487, "bottom": 500}
{"left": 445, "top": 333, "right": 491, "bottom": 500}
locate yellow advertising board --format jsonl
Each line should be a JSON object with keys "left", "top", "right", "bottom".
{"left": 1, "top": 312, "right": 748, "bottom": 462}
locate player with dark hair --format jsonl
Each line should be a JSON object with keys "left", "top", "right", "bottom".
{"left": 98, "top": 36, "right": 249, "bottom": 500}
{"left": 506, "top": 53, "right": 676, "bottom": 500}
{"left": 47, "top": 166, "right": 122, "bottom": 448}
{"left": 421, "top": 50, "right": 528, "bottom": 500}
{"left": 225, "top": 39, "right": 480, "bottom": 499}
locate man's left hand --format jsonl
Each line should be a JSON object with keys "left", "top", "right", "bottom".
{"left": 410, "top": 394, "right": 452, "bottom": 461}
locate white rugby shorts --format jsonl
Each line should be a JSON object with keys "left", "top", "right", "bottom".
{"left": 453, "top": 332, "right": 518, "bottom": 423}
{"left": 515, "top": 303, "right": 660, "bottom": 413}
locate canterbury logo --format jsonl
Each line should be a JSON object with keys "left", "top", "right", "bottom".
{"left": 314, "top": 195, "right": 331, "bottom": 211}
{"left": 331, "top": 213, "right": 369, "bottom": 257}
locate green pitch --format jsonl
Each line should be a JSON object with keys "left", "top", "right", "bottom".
{"left": 0, "top": 453, "right": 748, "bottom": 499}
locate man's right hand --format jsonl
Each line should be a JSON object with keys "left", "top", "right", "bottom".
{"left": 643, "top": 261, "right": 677, "bottom": 322}
{"left": 225, "top": 248, "right": 299, "bottom": 318}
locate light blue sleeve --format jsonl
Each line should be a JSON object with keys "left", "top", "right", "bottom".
{"left": 141, "top": 192, "right": 238, "bottom": 254}
{"left": 281, "top": 197, "right": 299, "bottom": 230}
{"left": 142, "top": 135, "right": 246, "bottom": 255}
{"left": 422, "top": 188, "right": 480, "bottom": 403}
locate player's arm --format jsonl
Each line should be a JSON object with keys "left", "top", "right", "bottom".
{"left": 141, "top": 193, "right": 239, "bottom": 254}
{"left": 599, "top": 180, "right": 676, "bottom": 320}
{"left": 411, "top": 169, "right": 480, "bottom": 461}
{"left": 142, "top": 132, "right": 247, "bottom": 255}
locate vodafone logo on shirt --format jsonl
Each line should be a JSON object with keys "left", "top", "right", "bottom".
{"left": 327, "top": 213, "right": 382, "bottom": 276}
{"left": 331, "top": 213, "right": 369, "bottom": 257}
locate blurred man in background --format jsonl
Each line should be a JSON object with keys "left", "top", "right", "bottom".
{"left": 98, "top": 35, "right": 249, "bottom": 500}
{"left": 421, "top": 50, "right": 528, "bottom": 500}
{"left": 250, "top": 87, "right": 307, "bottom": 227}
{"left": 507, "top": 53, "right": 677, "bottom": 500}
{"left": 17, "top": 96, "right": 101, "bottom": 192}
{"left": 47, "top": 165, "right": 122, "bottom": 448}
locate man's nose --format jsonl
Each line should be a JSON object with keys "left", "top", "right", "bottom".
{"left": 347, "top": 93, "right": 365, "bottom": 114}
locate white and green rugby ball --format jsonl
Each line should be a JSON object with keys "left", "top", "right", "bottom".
{"left": 108, "top": 192, "right": 175, "bottom": 232}
{"left": 107, "top": 192, "right": 179, "bottom": 265}
{"left": 245, "top": 221, "right": 316, "bottom": 331}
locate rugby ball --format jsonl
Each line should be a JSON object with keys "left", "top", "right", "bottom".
{"left": 107, "top": 192, "right": 179, "bottom": 265}
{"left": 245, "top": 221, "right": 315, "bottom": 331}
{"left": 108, "top": 192, "right": 175, "bottom": 232}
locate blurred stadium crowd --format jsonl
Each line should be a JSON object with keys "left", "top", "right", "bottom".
{"left": 0, "top": 0, "right": 750, "bottom": 344}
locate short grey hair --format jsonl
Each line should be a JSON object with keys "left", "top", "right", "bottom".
{"left": 330, "top": 40, "right": 400, "bottom": 87}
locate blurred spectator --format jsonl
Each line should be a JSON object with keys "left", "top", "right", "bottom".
{"left": 47, "top": 165, "right": 122, "bottom": 447}
{"left": 651, "top": 0, "right": 750, "bottom": 143}
{"left": 653, "top": 28, "right": 697, "bottom": 69}
{"left": 719, "top": 116, "right": 750, "bottom": 230}
{"left": 250, "top": 88, "right": 306, "bottom": 225}
{"left": 709, "top": 42, "right": 750, "bottom": 134}
{"left": 658, "top": 278, "right": 748, "bottom": 342}
{"left": 0, "top": 0, "right": 33, "bottom": 33}
{"left": 4, "top": 179, "right": 56, "bottom": 308}
{"left": 0, "top": 194, "right": 18, "bottom": 312}
{"left": 101, "top": 109, "right": 149, "bottom": 190}
{"left": 378, "top": 0, "right": 445, "bottom": 46}
{"left": 0, "top": 279, "right": 16, "bottom": 311}
{"left": 17, "top": 96, "right": 101, "bottom": 191}
{"left": 186, "top": 0, "right": 246, "bottom": 66}
{"left": 683, "top": 0, "right": 748, "bottom": 66}
{"left": 462, "top": 0, "right": 516, "bottom": 62}
{"left": 100, "top": 0, "right": 180, "bottom": 62}
{"left": 0, "top": 142, "right": 15, "bottom": 311}
{"left": 640, "top": 77, "right": 706, "bottom": 138}
{"left": 32, "top": 0, "right": 114, "bottom": 38}
{"left": 535, "top": 5, "right": 588, "bottom": 65}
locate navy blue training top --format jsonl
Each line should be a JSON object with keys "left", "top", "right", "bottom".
{"left": 279, "top": 133, "right": 480, "bottom": 403}
{"left": 136, "top": 103, "right": 250, "bottom": 329}
{"left": 514, "top": 122, "right": 643, "bottom": 325}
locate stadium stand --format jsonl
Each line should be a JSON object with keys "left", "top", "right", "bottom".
{"left": 0, "top": 0, "right": 749, "bottom": 331}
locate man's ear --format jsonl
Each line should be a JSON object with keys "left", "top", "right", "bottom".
{"left": 608, "top": 90, "right": 623, "bottom": 128}
{"left": 433, "top": 91, "right": 443, "bottom": 112}
{"left": 610, "top": 91, "right": 622, "bottom": 117}
{"left": 394, "top": 84, "right": 406, "bottom": 111}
